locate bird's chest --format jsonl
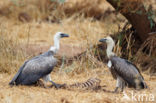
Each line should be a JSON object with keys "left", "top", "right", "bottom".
{"left": 107, "top": 60, "right": 112, "bottom": 68}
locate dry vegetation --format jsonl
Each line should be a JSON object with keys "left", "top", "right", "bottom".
{"left": 0, "top": 0, "right": 156, "bottom": 103}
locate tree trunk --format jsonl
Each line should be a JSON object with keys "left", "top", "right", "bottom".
{"left": 106, "top": 0, "right": 156, "bottom": 42}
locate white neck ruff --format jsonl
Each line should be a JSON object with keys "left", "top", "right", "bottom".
{"left": 106, "top": 42, "right": 115, "bottom": 58}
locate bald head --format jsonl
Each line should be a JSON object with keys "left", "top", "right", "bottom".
{"left": 99, "top": 36, "right": 115, "bottom": 46}
{"left": 54, "top": 32, "right": 69, "bottom": 40}
{"left": 99, "top": 36, "right": 115, "bottom": 58}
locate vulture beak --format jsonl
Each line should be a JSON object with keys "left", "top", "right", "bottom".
{"left": 99, "top": 38, "right": 107, "bottom": 42}
{"left": 61, "top": 33, "right": 69, "bottom": 38}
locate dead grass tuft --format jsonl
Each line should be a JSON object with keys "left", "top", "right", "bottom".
{"left": 136, "top": 33, "right": 156, "bottom": 75}
{"left": 139, "top": 32, "right": 156, "bottom": 56}
{"left": 0, "top": 0, "right": 113, "bottom": 22}
{"left": 0, "top": 26, "right": 26, "bottom": 74}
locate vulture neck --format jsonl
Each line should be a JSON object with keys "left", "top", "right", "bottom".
{"left": 106, "top": 42, "right": 115, "bottom": 58}
{"left": 49, "top": 36, "right": 60, "bottom": 54}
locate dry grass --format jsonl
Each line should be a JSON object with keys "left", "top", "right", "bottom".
{"left": 0, "top": 27, "right": 26, "bottom": 74}
{"left": 0, "top": 0, "right": 156, "bottom": 103}
{"left": 0, "top": 70, "right": 156, "bottom": 103}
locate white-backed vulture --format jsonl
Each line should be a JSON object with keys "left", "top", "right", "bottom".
{"left": 9, "top": 32, "right": 69, "bottom": 88}
{"left": 99, "top": 36, "right": 147, "bottom": 92}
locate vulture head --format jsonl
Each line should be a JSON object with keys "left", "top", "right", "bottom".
{"left": 54, "top": 32, "right": 69, "bottom": 40}
{"left": 99, "top": 36, "right": 115, "bottom": 58}
{"left": 51, "top": 32, "right": 69, "bottom": 53}
{"left": 99, "top": 36, "right": 115, "bottom": 46}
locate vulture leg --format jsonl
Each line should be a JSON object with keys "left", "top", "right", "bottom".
{"left": 114, "top": 87, "right": 119, "bottom": 93}
{"left": 121, "top": 79, "right": 126, "bottom": 92}
{"left": 121, "top": 81, "right": 125, "bottom": 92}
{"left": 114, "top": 77, "right": 124, "bottom": 93}
{"left": 42, "top": 74, "right": 61, "bottom": 89}
{"left": 50, "top": 81, "right": 62, "bottom": 89}
{"left": 114, "top": 77, "right": 120, "bottom": 93}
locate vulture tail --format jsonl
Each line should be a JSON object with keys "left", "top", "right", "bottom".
{"left": 140, "top": 81, "right": 148, "bottom": 89}
{"left": 9, "top": 61, "right": 28, "bottom": 86}
{"left": 135, "top": 77, "right": 148, "bottom": 89}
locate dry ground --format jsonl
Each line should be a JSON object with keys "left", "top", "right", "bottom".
{"left": 0, "top": 69, "right": 156, "bottom": 103}
{"left": 0, "top": 0, "right": 156, "bottom": 103}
